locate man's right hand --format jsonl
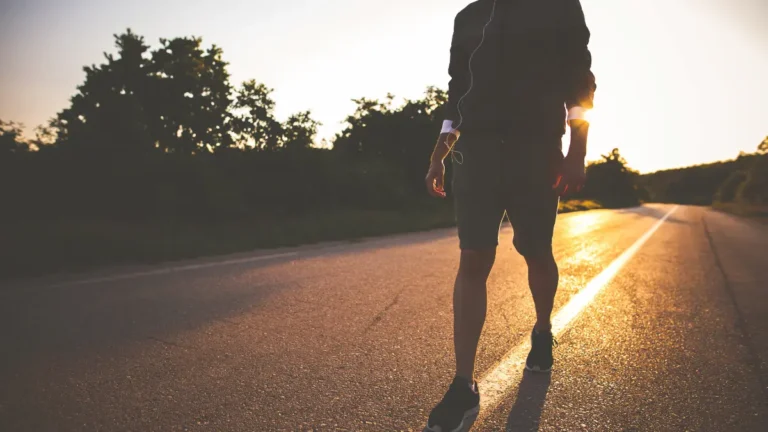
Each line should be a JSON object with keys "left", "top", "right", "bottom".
{"left": 425, "top": 160, "right": 447, "bottom": 198}
{"left": 553, "top": 153, "right": 586, "bottom": 196}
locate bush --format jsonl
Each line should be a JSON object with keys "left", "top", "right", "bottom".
{"left": 638, "top": 153, "right": 760, "bottom": 205}
{"left": 714, "top": 171, "right": 748, "bottom": 203}
{"left": 737, "top": 155, "right": 768, "bottom": 205}
{"left": 580, "top": 149, "right": 641, "bottom": 208}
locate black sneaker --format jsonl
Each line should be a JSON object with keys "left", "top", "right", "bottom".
{"left": 425, "top": 377, "right": 480, "bottom": 432}
{"left": 525, "top": 328, "right": 558, "bottom": 372}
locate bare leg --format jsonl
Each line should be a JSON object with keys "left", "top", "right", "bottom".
{"left": 524, "top": 251, "right": 559, "bottom": 332}
{"left": 454, "top": 248, "right": 496, "bottom": 381}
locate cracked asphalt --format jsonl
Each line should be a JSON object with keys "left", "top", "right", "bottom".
{"left": 1, "top": 205, "right": 766, "bottom": 431}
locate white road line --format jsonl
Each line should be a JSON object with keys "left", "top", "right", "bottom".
{"left": 475, "top": 205, "right": 679, "bottom": 424}
{"left": 47, "top": 252, "right": 298, "bottom": 288}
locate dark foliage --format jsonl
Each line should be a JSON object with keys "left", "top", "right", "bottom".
{"left": 3, "top": 29, "right": 659, "bottom": 229}
{"left": 569, "top": 148, "right": 642, "bottom": 208}
{"left": 638, "top": 153, "right": 763, "bottom": 206}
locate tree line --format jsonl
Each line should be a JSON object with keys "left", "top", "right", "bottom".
{"left": 7, "top": 29, "right": 759, "bottom": 231}
{"left": 638, "top": 137, "right": 767, "bottom": 208}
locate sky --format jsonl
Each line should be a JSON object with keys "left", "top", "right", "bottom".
{"left": 1, "top": 0, "right": 766, "bottom": 173}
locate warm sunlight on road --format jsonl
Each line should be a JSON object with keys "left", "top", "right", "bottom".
{"left": 563, "top": 211, "right": 606, "bottom": 237}
{"left": 2, "top": 205, "right": 767, "bottom": 431}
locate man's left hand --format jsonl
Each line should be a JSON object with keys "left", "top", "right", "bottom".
{"left": 553, "top": 154, "right": 586, "bottom": 197}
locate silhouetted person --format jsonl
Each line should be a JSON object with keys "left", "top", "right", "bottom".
{"left": 423, "top": 0, "right": 596, "bottom": 430}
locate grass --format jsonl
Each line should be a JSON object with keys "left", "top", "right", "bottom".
{"left": 712, "top": 202, "right": 768, "bottom": 220}
{"left": 558, "top": 199, "right": 603, "bottom": 213}
{"left": 0, "top": 208, "right": 456, "bottom": 280}
{"left": 1, "top": 200, "right": 603, "bottom": 281}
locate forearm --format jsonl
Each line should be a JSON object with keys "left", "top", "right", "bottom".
{"left": 567, "top": 119, "right": 589, "bottom": 159}
{"left": 431, "top": 132, "right": 459, "bottom": 163}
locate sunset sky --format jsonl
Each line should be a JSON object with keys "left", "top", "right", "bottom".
{"left": 1, "top": 0, "right": 766, "bottom": 173}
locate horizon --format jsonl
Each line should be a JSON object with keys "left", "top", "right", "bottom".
{"left": 1, "top": 0, "right": 766, "bottom": 173}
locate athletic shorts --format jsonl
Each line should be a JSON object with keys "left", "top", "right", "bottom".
{"left": 451, "top": 131, "right": 563, "bottom": 256}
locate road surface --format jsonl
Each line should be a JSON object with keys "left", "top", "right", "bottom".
{"left": 1, "top": 205, "right": 767, "bottom": 431}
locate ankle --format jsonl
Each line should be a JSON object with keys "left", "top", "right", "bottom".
{"left": 534, "top": 322, "right": 552, "bottom": 333}
{"left": 455, "top": 373, "right": 474, "bottom": 384}
{"left": 453, "top": 375, "right": 477, "bottom": 393}
{"left": 454, "top": 374, "right": 476, "bottom": 390}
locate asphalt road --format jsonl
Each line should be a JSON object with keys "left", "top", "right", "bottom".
{"left": 1, "top": 205, "right": 767, "bottom": 431}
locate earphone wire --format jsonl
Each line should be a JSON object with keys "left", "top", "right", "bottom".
{"left": 450, "top": 0, "right": 498, "bottom": 165}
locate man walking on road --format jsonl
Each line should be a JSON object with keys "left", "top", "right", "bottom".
{"left": 423, "top": 0, "right": 596, "bottom": 430}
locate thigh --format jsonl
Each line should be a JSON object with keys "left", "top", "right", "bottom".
{"left": 506, "top": 183, "right": 560, "bottom": 258}
{"left": 454, "top": 184, "right": 506, "bottom": 250}
{"left": 502, "top": 136, "right": 563, "bottom": 257}
{"left": 452, "top": 132, "right": 506, "bottom": 250}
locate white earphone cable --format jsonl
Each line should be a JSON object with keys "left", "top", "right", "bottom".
{"left": 450, "top": 0, "right": 498, "bottom": 165}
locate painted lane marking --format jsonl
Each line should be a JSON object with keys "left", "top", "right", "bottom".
{"left": 47, "top": 252, "right": 298, "bottom": 288}
{"left": 474, "top": 205, "right": 679, "bottom": 424}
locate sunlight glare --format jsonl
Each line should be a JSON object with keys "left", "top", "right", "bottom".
{"left": 476, "top": 206, "right": 679, "bottom": 424}
{"left": 564, "top": 212, "right": 605, "bottom": 237}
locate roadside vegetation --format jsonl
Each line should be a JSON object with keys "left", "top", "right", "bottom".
{"left": 639, "top": 136, "right": 768, "bottom": 218}
{"left": 1, "top": 30, "right": 763, "bottom": 279}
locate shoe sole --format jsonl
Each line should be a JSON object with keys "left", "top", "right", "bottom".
{"left": 423, "top": 405, "right": 480, "bottom": 432}
{"left": 524, "top": 364, "right": 552, "bottom": 373}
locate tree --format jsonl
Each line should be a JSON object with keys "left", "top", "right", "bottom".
{"left": 331, "top": 88, "right": 449, "bottom": 203}
{"left": 54, "top": 29, "right": 154, "bottom": 153}
{"left": 46, "top": 29, "right": 328, "bottom": 156}
{"left": 29, "top": 125, "right": 57, "bottom": 151}
{"left": 738, "top": 137, "right": 768, "bottom": 204}
{"left": 582, "top": 148, "right": 641, "bottom": 208}
{"left": 714, "top": 171, "right": 748, "bottom": 203}
{"left": 231, "top": 80, "right": 284, "bottom": 151}
{"left": 0, "top": 120, "right": 29, "bottom": 154}
{"left": 148, "top": 36, "right": 233, "bottom": 153}
{"left": 283, "top": 111, "right": 320, "bottom": 150}
{"left": 332, "top": 88, "right": 446, "bottom": 162}
{"left": 737, "top": 154, "right": 768, "bottom": 205}
{"left": 53, "top": 30, "right": 236, "bottom": 155}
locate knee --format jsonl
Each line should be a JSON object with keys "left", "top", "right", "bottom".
{"left": 512, "top": 233, "right": 554, "bottom": 264}
{"left": 523, "top": 248, "right": 556, "bottom": 270}
{"left": 459, "top": 248, "right": 496, "bottom": 280}
{"left": 514, "top": 236, "right": 554, "bottom": 264}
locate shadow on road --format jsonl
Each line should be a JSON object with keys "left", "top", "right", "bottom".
{"left": 504, "top": 371, "right": 552, "bottom": 432}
